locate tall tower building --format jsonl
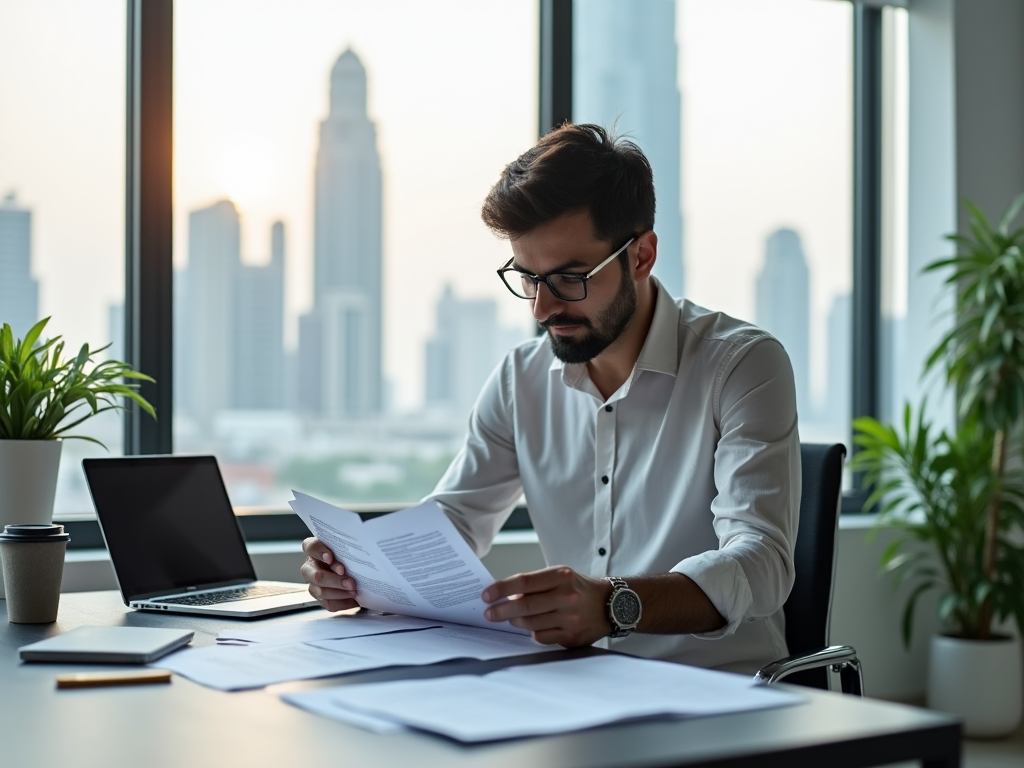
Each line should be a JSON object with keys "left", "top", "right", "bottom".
{"left": 234, "top": 221, "right": 286, "bottom": 409}
{"left": 301, "top": 48, "right": 384, "bottom": 418}
{"left": 424, "top": 285, "right": 526, "bottom": 418}
{"left": 184, "top": 199, "right": 240, "bottom": 427}
{"left": 0, "top": 192, "right": 39, "bottom": 340}
{"left": 826, "top": 293, "right": 851, "bottom": 433}
{"left": 574, "top": 0, "right": 684, "bottom": 298}
{"left": 755, "top": 228, "right": 811, "bottom": 418}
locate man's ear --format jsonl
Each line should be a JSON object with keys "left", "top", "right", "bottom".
{"left": 631, "top": 231, "right": 658, "bottom": 281}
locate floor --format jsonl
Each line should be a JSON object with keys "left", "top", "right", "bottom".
{"left": 961, "top": 718, "right": 1024, "bottom": 768}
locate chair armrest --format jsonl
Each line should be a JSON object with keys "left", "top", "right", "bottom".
{"left": 753, "top": 645, "right": 863, "bottom": 695}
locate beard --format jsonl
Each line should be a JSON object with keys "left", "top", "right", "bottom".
{"left": 543, "top": 269, "right": 638, "bottom": 364}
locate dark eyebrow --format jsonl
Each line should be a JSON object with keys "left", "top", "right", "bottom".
{"left": 511, "top": 258, "right": 591, "bottom": 275}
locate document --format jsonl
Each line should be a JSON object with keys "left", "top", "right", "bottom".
{"left": 158, "top": 641, "right": 383, "bottom": 691}
{"left": 289, "top": 491, "right": 525, "bottom": 634}
{"left": 160, "top": 621, "right": 553, "bottom": 691}
{"left": 216, "top": 612, "right": 442, "bottom": 646}
{"left": 281, "top": 655, "right": 806, "bottom": 742}
{"left": 310, "top": 625, "right": 558, "bottom": 664}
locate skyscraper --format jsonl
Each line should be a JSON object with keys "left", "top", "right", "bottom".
{"left": 826, "top": 293, "right": 851, "bottom": 432}
{"left": 300, "top": 49, "right": 384, "bottom": 418}
{"left": 424, "top": 285, "right": 526, "bottom": 418}
{"left": 574, "top": 0, "right": 684, "bottom": 298}
{"left": 234, "top": 221, "right": 286, "bottom": 410}
{"left": 755, "top": 228, "right": 811, "bottom": 418}
{"left": 184, "top": 199, "right": 240, "bottom": 427}
{"left": 0, "top": 192, "right": 38, "bottom": 340}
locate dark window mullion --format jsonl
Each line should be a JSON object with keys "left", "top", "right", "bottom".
{"left": 125, "top": 0, "right": 174, "bottom": 455}
{"left": 849, "top": 3, "right": 884, "bottom": 509}
{"left": 538, "top": 0, "right": 573, "bottom": 137}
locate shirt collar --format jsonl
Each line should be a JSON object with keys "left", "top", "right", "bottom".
{"left": 549, "top": 276, "right": 680, "bottom": 390}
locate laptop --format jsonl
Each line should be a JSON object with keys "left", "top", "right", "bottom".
{"left": 83, "top": 455, "right": 320, "bottom": 618}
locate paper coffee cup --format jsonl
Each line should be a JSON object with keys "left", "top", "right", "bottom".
{"left": 0, "top": 524, "right": 70, "bottom": 623}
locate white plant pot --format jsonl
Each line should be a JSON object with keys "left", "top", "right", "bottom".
{"left": 927, "top": 633, "right": 1023, "bottom": 738}
{"left": 0, "top": 439, "right": 63, "bottom": 599}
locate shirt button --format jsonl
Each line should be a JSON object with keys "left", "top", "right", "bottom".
{"left": 598, "top": 547, "right": 607, "bottom": 556}
{"left": 601, "top": 475, "right": 609, "bottom": 484}
{"left": 604, "top": 405, "right": 613, "bottom": 412}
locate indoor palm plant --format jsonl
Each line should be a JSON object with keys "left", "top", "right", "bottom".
{"left": 852, "top": 193, "right": 1024, "bottom": 736}
{"left": 0, "top": 317, "right": 155, "bottom": 549}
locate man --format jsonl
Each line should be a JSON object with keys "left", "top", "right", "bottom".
{"left": 301, "top": 124, "right": 800, "bottom": 673}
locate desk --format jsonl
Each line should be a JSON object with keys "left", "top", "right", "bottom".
{"left": 0, "top": 591, "right": 960, "bottom": 768}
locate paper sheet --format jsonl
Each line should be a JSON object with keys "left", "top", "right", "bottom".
{"left": 310, "top": 625, "right": 560, "bottom": 663}
{"left": 157, "top": 642, "right": 383, "bottom": 691}
{"left": 160, "top": 623, "right": 556, "bottom": 691}
{"left": 216, "top": 612, "right": 442, "bottom": 646}
{"left": 289, "top": 492, "right": 525, "bottom": 634}
{"left": 281, "top": 655, "right": 806, "bottom": 742}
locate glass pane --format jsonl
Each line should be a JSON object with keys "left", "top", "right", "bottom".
{"left": 880, "top": 5, "right": 910, "bottom": 426}
{"left": 173, "top": 1, "right": 538, "bottom": 508}
{"left": 573, "top": 0, "right": 853, "bottom": 445}
{"left": 0, "top": 0, "right": 126, "bottom": 517}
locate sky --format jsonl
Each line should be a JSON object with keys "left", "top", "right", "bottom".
{"left": 0, "top": 0, "right": 904, "bottom": 416}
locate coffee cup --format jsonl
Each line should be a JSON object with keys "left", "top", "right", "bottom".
{"left": 0, "top": 524, "right": 70, "bottom": 623}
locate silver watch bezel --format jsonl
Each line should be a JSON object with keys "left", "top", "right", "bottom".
{"left": 606, "top": 577, "right": 642, "bottom": 638}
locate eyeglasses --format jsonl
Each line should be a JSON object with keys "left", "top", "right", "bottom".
{"left": 497, "top": 238, "right": 635, "bottom": 302}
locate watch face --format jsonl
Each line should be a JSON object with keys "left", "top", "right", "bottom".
{"left": 612, "top": 589, "right": 641, "bottom": 626}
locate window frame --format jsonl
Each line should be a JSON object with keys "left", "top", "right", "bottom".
{"left": 60, "top": 0, "right": 889, "bottom": 548}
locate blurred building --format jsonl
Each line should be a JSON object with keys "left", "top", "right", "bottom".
{"left": 300, "top": 49, "right": 384, "bottom": 418}
{"left": 0, "top": 192, "right": 39, "bottom": 340}
{"left": 235, "top": 221, "right": 285, "bottom": 409}
{"left": 425, "top": 285, "right": 526, "bottom": 419}
{"left": 755, "top": 228, "right": 811, "bottom": 419}
{"left": 574, "top": 0, "right": 684, "bottom": 298}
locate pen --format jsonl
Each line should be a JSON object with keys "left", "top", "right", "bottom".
{"left": 56, "top": 669, "right": 173, "bottom": 689}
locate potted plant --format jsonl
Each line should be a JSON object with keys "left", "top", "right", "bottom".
{"left": 0, "top": 317, "right": 155, "bottom": 548}
{"left": 853, "top": 193, "right": 1024, "bottom": 737}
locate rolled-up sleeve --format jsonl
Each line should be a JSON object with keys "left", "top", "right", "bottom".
{"left": 425, "top": 355, "right": 524, "bottom": 557}
{"left": 670, "top": 336, "right": 801, "bottom": 638}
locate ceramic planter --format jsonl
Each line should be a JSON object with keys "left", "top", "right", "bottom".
{"left": 927, "top": 633, "right": 1023, "bottom": 738}
{"left": 0, "top": 439, "right": 63, "bottom": 599}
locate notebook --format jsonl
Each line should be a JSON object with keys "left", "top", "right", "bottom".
{"left": 82, "top": 455, "right": 319, "bottom": 618}
{"left": 20, "top": 626, "right": 194, "bottom": 663}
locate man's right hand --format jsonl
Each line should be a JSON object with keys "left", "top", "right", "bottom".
{"left": 300, "top": 537, "right": 360, "bottom": 612}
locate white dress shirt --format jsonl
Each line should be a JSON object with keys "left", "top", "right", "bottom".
{"left": 427, "top": 278, "right": 801, "bottom": 673}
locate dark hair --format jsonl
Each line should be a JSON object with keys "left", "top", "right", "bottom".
{"left": 481, "top": 123, "right": 655, "bottom": 247}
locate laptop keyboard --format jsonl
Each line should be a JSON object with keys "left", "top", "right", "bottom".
{"left": 154, "top": 585, "right": 305, "bottom": 607}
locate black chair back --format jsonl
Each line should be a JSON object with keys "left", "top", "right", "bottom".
{"left": 783, "top": 442, "right": 846, "bottom": 689}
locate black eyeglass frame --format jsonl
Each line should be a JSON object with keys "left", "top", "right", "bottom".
{"left": 496, "top": 237, "right": 636, "bottom": 302}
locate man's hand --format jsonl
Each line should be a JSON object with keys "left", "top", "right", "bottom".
{"left": 481, "top": 566, "right": 612, "bottom": 646}
{"left": 299, "top": 537, "right": 359, "bottom": 612}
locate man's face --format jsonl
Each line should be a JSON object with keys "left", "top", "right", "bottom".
{"left": 510, "top": 212, "right": 637, "bottom": 364}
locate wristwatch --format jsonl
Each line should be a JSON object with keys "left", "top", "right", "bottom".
{"left": 606, "top": 577, "right": 642, "bottom": 638}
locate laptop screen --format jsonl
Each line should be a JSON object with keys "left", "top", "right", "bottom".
{"left": 83, "top": 456, "right": 257, "bottom": 600}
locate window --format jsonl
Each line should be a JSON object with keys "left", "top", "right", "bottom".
{"left": 172, "top": 1, "right": 538, "bottom": 508}
{"left": 573, "top": 0, "right": 854, "bottom": 446}
{"left": 879, "top": 5, "right": 909, "bottom": 425}
{"left": 0, "top": 0, "right": 127, "bottom": 517}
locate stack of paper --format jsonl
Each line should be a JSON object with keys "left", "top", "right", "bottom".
{"left": 282, "top": 655, "right": 806, "bottom": 742}
{"left": 156, "top": 614, "right": 557, "bottom": 691}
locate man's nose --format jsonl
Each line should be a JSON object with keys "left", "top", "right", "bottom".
{"left": 531, "top": 281, "right": 565, "bottom": 323}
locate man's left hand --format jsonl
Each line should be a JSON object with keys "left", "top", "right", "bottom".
{"left": 481, "top": 566, "right": 612, "bottom": 646}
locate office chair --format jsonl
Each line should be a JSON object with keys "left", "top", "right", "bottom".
{"left": 753, "top": 443, "right": 864, "bottom": 695}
